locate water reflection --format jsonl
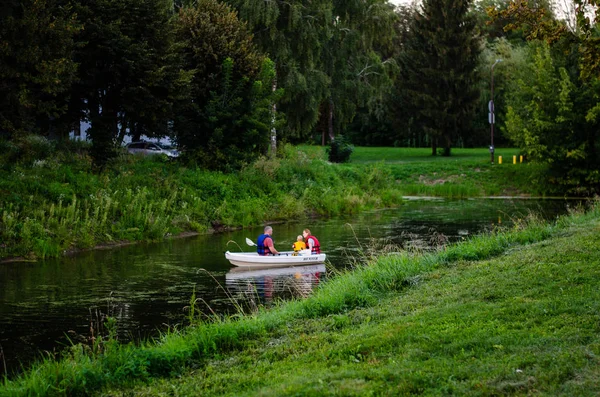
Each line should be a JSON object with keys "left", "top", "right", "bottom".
{"left": 225, "top": 264, "right": 326, "bottom": 311}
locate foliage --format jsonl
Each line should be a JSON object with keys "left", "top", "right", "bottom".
{"left": 174, "top": 0, "right": 272, "bottom": 170}
{"left": 487, "top": 0, "right": 566, "bottom": 44}
{"left": 0, "top": 0, "right": 80, "bottom": 138}
{"left": 326, "top": 135, "right": 354, "bottom": 163}
{"left": 183, "top": 57, "right": 281, "bottom": 171}
{"left": 69, "top": 0, "right": 177, "bottom": 168}
{"left": 471, "top": 38, "right": 528, "bottom": 148}
{"left": 397, "top": 0, "right": 481, "bottom": 156}
{"left": 225, "top": 0, "right": 333, "bottom": 139}
{"left": 0, "top": 145, "right": 546, "bottom": 260}
{"left": 318, "top": 0, "right": 397, "bottom": 143}
{"left": 225, "top": 0, "right": 397, "bottom": 143}
{"left": 504, "top": 41, "right": 600, "bottom": 194}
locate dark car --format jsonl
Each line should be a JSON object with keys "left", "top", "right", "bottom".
{"left": 126, "top": 141, "right": 179, "bottom": 158}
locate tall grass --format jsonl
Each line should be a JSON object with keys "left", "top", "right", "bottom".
{"left": 0, "top": 145, "right": 545, "bottom": 260}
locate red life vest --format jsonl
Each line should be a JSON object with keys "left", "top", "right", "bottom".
{"left": 306, "top": 235, "right": 321, "bottom": 254}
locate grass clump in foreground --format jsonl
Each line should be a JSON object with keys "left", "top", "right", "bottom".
{"left": 2, "top": 201, "right": 599, "bottom": 396}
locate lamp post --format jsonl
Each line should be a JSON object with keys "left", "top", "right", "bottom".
{"left": 490, "top": 58, "right": 502, "bottom": 164}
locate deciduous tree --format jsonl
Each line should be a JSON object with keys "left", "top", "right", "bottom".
{"left": 0, "top": 0, "right": 79, "bottom": 138}
{"left": 70, "top": 0, "right": 176, "bottom": 167}
{"left": 174, "top": 0, "right": 279, "bottom": 169}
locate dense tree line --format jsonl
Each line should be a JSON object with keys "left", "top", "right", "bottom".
{"left": 1, "top": 0, "right": 599, "bottom": 192}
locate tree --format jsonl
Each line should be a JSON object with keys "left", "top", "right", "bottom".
{"left": 174, "top": 0, "right": 280, "bottom": 169}
{"left": 490, "top": 0, "right": 600, "bottom": 194}
{"left": 399, "top": 0, "right": 481, "bottom": 156}
{"left": 225, "top": 0, "right": 332, "bottom": 141}
{"left": 69, "top": 0, "right": 177, "bottom": 167}
{"left": 319, "top": 0, "right": 397, "bottom": 144}
{"left": 0, "top": 0, "right": 79, "bottom": 139}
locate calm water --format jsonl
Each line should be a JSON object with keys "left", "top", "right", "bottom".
{"left": 0, "top": 198, "right": 576, "bottom": 375}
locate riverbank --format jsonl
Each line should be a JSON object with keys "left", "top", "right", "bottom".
{"left": 2, "top": 200, "right": 598, "bottom": 396}
{"left": 0, "top": 145, "right": 546, "bottom": 261}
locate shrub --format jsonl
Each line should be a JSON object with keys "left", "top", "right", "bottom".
{"left": 327, "top": 135, "right": 354, "bottom": 163}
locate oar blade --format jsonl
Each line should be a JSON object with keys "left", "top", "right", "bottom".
{"left": 245, "top": 237, "right": 256, "bottom": 246}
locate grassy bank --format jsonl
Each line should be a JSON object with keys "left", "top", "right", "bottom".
{"left": 2, "top": 201, "right": 598, "bottom": 396}
{"left": 1, "top": 144, "right": 544, "bottom": 260}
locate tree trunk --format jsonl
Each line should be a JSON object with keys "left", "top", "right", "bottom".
{"left": 431, "top": 138, "right": 437, "bottom": 156}
{"left": 131, "top": 123, "right": 141, "bottom": 142}
{"left": 443, "top": 134, "right": 452, "bottom": 156}
{"left": 328, "top": 97, "right": 335, "bottom": 142}
{"left": 270, "top": 75, "right": 277, "bottom": 157}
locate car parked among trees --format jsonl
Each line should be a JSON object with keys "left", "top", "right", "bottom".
{"left": 126, "top": 141, "right": 179, "bottom": 158}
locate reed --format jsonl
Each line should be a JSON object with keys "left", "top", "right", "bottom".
{"left": 1, "top": 145, "right": 545, "bottom": 260}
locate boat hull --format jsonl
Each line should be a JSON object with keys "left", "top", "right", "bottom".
{"left": 225, "top": 251, "right": 326, "bottom": 267}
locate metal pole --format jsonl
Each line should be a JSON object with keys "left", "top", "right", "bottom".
{"left": 491, "top": 65, "right": 495, "bottom": 164}
{"left": 490, "top": 59, "right": 502, "bottom": 164}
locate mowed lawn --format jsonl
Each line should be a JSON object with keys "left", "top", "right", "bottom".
{"left": 299, "top": 146, "right": 545, "bottom": 197}
{"left": 301, "top": 145, "right": 523, "bottom": 165}
{"left": 350, "top": 147, "right": 522, "bottom": 164}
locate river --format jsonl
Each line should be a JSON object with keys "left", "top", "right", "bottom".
{"left": 0, "top": 198, "right": 577, "bottom": 376}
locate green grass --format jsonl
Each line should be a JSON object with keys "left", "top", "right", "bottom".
{"left": 2, "top": 201, "right": 599, "bottom": 396}
{"left": 0, "top": 145, "right": 550, "bottom": 260}
{"left": 349, "top": 146, "right": 519, "bottom": 164}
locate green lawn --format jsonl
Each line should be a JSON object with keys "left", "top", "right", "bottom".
{"left": 349, "top": 146, "right": 522, "bottom": 164}
{"left": 301, "top": 145, "right": 524, "bottom": 165}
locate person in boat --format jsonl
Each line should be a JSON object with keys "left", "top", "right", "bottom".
{"left": 302, "top": 228, "right": 321, "bottom": 254}
{"left": 257, "top": 226, "right": 280, "bottom": 256}
{"left": 292, "top": 235, "right": 306, "bottom": 254}
{"left": 292, "top": 235, "right": 306, "bottom": 251}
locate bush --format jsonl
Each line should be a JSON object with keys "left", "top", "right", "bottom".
{"left": 326, "top": 135, "right": 354, "bottom": 163}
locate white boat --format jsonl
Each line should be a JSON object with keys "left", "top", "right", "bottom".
{"left": 225, "top": 250, "right": 326, "bottom": 267}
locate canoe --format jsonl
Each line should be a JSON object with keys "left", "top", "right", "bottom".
{"left": 225, "top": 250, "right": 326, "bottom": 267}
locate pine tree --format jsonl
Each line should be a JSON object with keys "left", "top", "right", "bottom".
{"left": 399, "top": 0, "right": 481, "bottom": 156}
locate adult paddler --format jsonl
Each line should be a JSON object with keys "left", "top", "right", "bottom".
{"left": 256, "top": 225, "right": 279, "bottom": 256}
{"left": 302, "top": 228, "right": 321, "bottom": 254}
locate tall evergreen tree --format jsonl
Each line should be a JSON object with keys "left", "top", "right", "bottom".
{"left": 399, "top": 0, "right": 481, "bottom": 155}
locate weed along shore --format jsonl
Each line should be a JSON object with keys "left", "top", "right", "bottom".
{"left": 1, "top": 146, "right": 546, "bottom": 261}
{"left": 2, "top": 200, "right": 598, "bottom": 395}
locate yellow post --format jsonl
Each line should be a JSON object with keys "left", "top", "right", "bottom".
{"left": 499, "top": 156, "right": 502, "bottom": 164}
{"left": 520, "top": 155, "right": 523, "bottom": 163}
{"left": 513, "top": 155, "right": 516, "bottom": 164}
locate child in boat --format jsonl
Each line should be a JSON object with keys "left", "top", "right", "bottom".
{"left": 292, "top": 235, "right": 306, "bottom": 254}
